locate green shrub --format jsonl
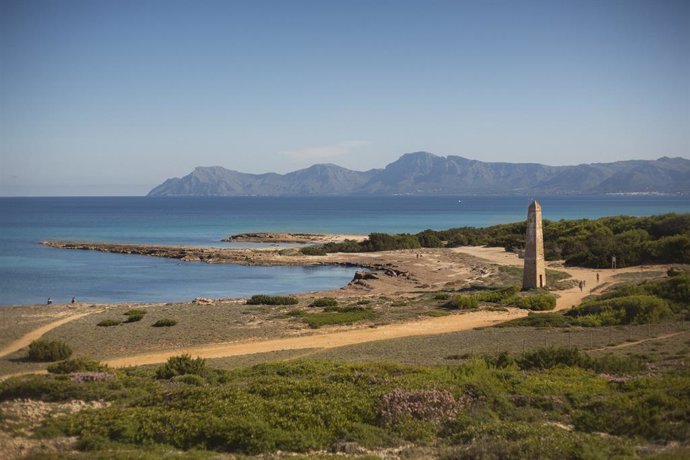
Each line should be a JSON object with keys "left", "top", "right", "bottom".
{"left": 155, "top": 354, "right": 206, "bottom": 379}
{"left": 123, "top": 309, "right": 146, "bottom": 316}
{"left": 433, "top": 293, "right": 450, "bottom": 300}
{"left": 309, "top": 297, "right": 338, "bottom": 308}
{"left": 299, "top": 246, "right": 327, "bottom": 256}
{"left": 517, "top": 347, "right": 588, "bottom": 370}
{"left": 246, "top": 295, "right": 299, "bottom": 306}
{"left": 445, "top": 295, "right": 479, "bottom": 310}
{"left": 473, "top": 286, "right": 520, "bottom": 303}
{"left": 47, "top": 358, "right": 108, "bottom": 374}
{"left": 566, "top": 295, "right": 672, "bottom": 325}
{"left": 124, "top": 314, "right": 144, "bottom": 323}
{"left": 152, "top": 318, "right": 177, "bottom": 327}
{"left": 27, "top": 340, "right": 72, "bottom": 362}
{"left": 97, "top": 319, "right": 122, "bottom": 327}
{"left": 508, "top": 293, "right": 557, "bottom": 311}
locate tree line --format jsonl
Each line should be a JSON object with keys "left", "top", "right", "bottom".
{"left": 307, "top": 213, "right": 690, "bottom": 268}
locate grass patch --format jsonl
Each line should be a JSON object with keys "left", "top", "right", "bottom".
{"left": 246, "top": 295, "right": 299, "bottom": 306}
{"left": 124, "top": 314, "right": 144, "bottom": 323}
{"left": 152, "top": 319, "right": 177, "bottom": 327}
{"left": 97, "top": 319, "right": 122, "bottom": 327}
{"left": 297, "top": 306, "right": 376, "bottom": 329}
{"left": 309, "top": 297, "right": 338, "bottom": 308}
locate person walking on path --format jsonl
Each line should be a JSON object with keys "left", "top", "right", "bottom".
{"left": 579, "top": 280, "right": 584, "bottom": 292}
{"left": 596, "top": 273, "right": 600, "bottom": 283}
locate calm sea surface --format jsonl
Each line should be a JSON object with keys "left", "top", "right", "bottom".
{"left": 1, "top": 196, "right": 689, "bottom": 306}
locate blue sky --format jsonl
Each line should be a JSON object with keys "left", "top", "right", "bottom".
{"left": 1, "top": 0, "right": 688, "bottom": 196}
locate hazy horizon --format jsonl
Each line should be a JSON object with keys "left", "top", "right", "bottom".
{"left": 2, "top": 0, "right": 689, "bottom": 196}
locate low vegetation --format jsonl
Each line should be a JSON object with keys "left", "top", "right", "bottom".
{"left": 291, "top": 305, "right": 376, "bottom": 329}
{"left": 319, "top": 213, "right": 690, "bottom": 267}
{"left": 2, "top": 351, "right": 687, "bottom": 458}
{"left": 47, "top": 358, "right": 109, "bottom": 374}
{"left": 123, "top": 313, "right": 144, "bottom": 323}
{"left": 502, "top": 272, "right": 688, "bottom": 328}
{"left": 246, "top": 294, "right": 299, "bottom": 306}
{"left": 96, "top": 319, "right": 122, "bottom": 327}
{"left": 27, "top": 340, "right": 72, "bottom": 362}
{"left": 444, "top": 286, "right": 557, "bottom": 311}
{"left": 309, "top": 297, "right": 338, "bottom": 308}
{"left": 299, "top": 246, "right": 327, "bottom": 256}
{"left": 152, "top": 318, "right": 177, "bottom": 327}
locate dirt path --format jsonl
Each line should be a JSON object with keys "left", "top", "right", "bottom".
{"left": 0, "top": 311, "right": 97, "bottom": 359}
{"left": 452, "top": 246, "right": 653, "bottom": 310}
{"left": 592, "top": 331, "right": 687, "bottom": 351}
{"left": 104, "top": 309, "right": 526, "bottom": 367}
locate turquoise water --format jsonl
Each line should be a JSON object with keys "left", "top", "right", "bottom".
{"left": 1, "top": 196, "right": 689, "bottom": 305}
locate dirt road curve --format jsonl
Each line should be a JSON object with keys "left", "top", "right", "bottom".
{"left": 103, "top": 309, "right": 525, "bottom": 367}
{"left": 0, "top": 311, "right": 96, "bottom": 359}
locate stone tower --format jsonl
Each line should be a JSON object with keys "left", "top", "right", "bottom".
{"left": 523, "top": 200, "right": 546, "bottom": 290}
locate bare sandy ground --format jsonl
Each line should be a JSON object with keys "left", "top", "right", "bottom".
{"left": 104, "top": 309, "right": 525, "bottom": 367}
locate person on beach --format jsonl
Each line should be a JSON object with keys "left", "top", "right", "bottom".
{"left": 71, "top": 296, "right": 76, "bottom": 304}
{"left": 579, "top": 281, "right": 583, "bottom": 292}
{"left": 47, "top": 297, "right": 53, "bottom": 305}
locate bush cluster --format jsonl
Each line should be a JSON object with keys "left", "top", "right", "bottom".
{"left": 27, "top": 340, "right": 72, "bottom": 362}
{"left": 299, "top": 246, "right": 327, "bottom": 256}
{"left": 445, "top": 296, "right": 479, "bottom": 310}
{"left": 444, "top": 287, "right": 556, "bottom": 312}
{"left": 507, "top": 293, "right": 557, "bottom": 311}
{"left": 246, "top": 295, "right": 299, "bottom": 306}
{"left": 97, "top": 319, "right": 122, "bottom": 327}
{"left": 309, "top": 297, "right": 338, "bottom": 308}
{"left": 155, "top": 354, "right": 207, "bottom": 380}
{"left": 152, "top": 318, "right": 177, "bottom": 327}
{"left": 47, "top": 358, "right": 108, "bottom": 374}
{"left": 483, "top": 347, "right": 645, "bottom": 374}
{"left": 317, "top": 213, "right": 690, "bottom": 268}
{"left": 566, "top": 295, "right": 672, "bottom": 326}
{"left": 6, "top": 357, "right": 687, "bottom": 457}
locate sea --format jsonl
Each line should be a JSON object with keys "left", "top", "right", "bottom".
{"left": 1, "top": 195, "right": 689, "bottom": 306}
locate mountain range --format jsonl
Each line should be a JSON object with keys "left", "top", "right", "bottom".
{"left": 147, "top": 152, "right": 690, "bottom": 196}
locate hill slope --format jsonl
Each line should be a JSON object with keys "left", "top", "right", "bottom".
{"left": 148, "top": 153, "right": 690, "bottom": 196}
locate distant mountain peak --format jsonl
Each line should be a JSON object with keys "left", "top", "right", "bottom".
{"left": 148, "top": 154, "right": 690, "bottom": 196}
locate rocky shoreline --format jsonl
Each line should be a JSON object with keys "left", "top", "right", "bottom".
{"left": 40, "top": 240, "right": 491, "bottom": 297}
{"left": 222, "top": 232, "right": 368, "bottom": 244}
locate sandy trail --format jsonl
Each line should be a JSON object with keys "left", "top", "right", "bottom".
{"left": 452, "top": 246, "right": 652, "bottom": 310}
{"left": 0, "top": 311, "right": 97, "bottom": 359}
{"left": 592, "top": 331, "right": 687, "bottom": 351}
{"left": 104, "top": 309, "right": 526, "bottom": 367}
